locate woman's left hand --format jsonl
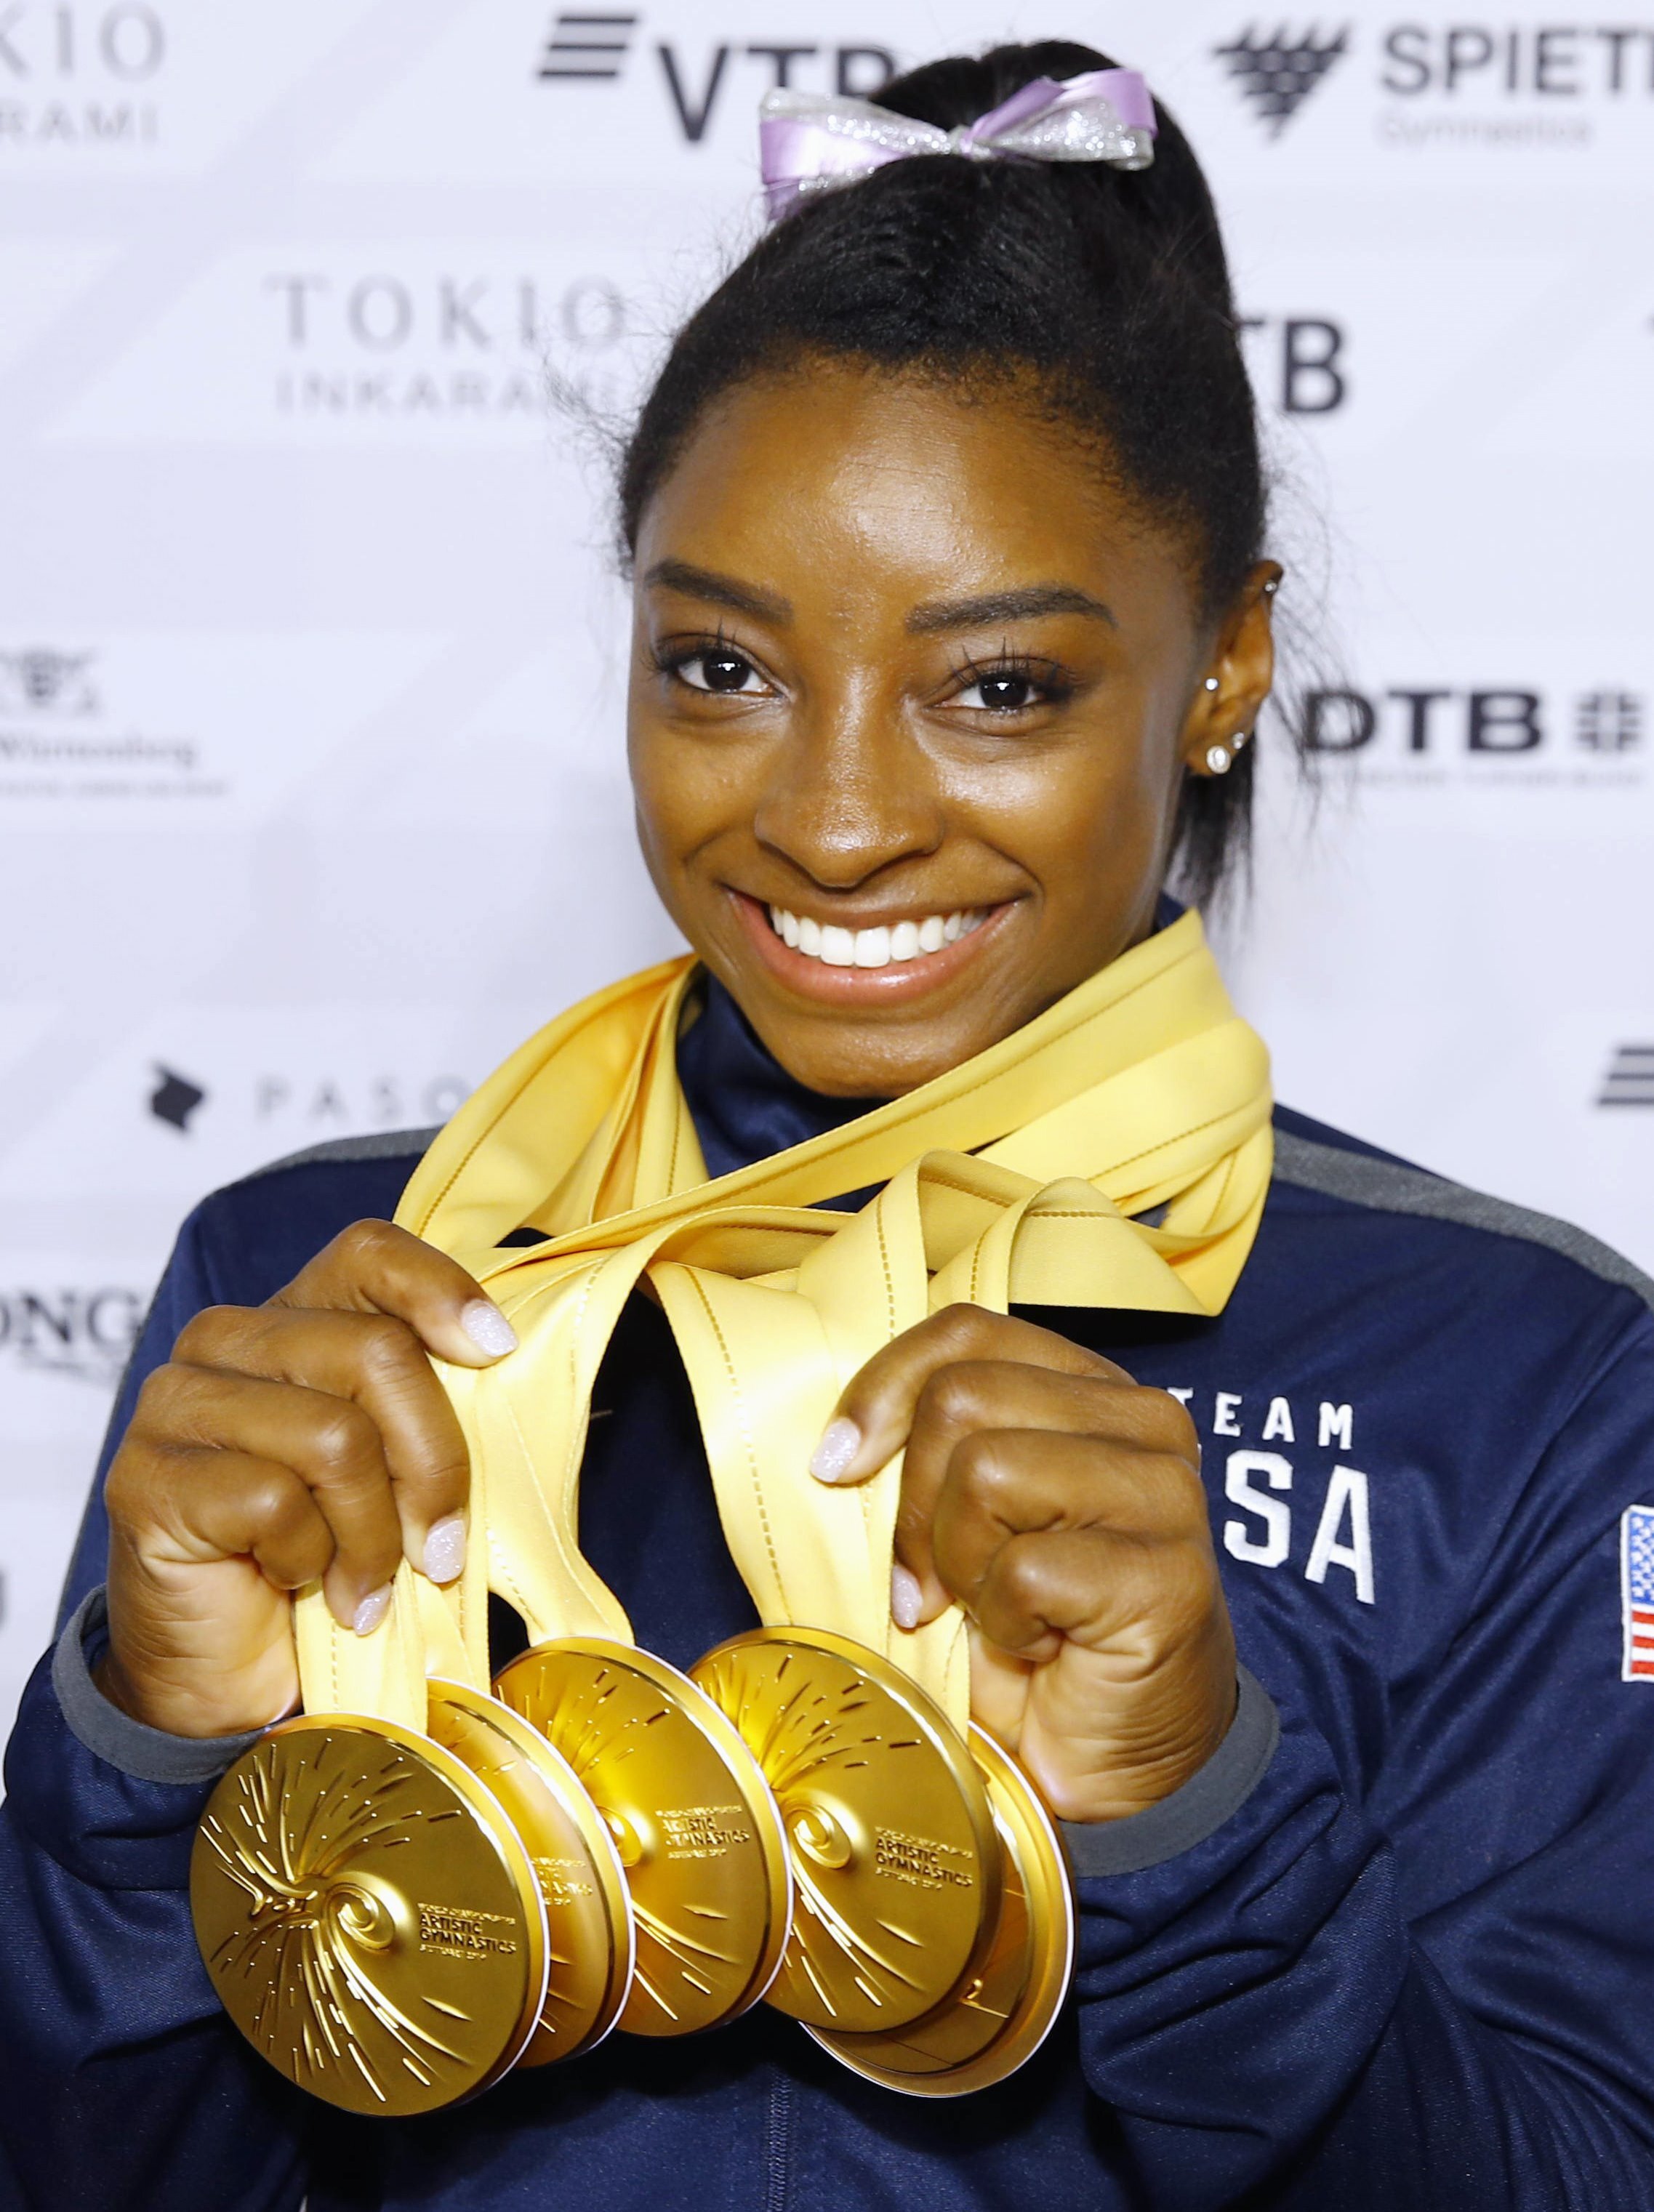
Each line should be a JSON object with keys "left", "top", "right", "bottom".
{"left": 811, "top": 1305, "right": 1236, "bottom": 1824}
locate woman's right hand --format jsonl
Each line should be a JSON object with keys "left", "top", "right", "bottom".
{"left": 96, "top": 1220, "right": 518, "bottom": 1740}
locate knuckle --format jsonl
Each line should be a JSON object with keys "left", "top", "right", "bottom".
{"left": 352, "top": 1313, "right": 423, "bottom": 1389}
{"left": 334, "top": 1217, "right": 399, "bottom": 1271}
{"left": 171, "top": 1303, "right": 246, "bottom": 1364}
{"left": 950, "top": 1427, "right": 1018, "bottom": 1506}
{"left": 308, "top": 1401, "right": 379, "bottom": 1473}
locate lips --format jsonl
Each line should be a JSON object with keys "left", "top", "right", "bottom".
{"left": 766, "top": 904, "right": 988, "bottom": 970}
{"left": 726, "top": 890, "right": 1013, "bottom": 1003}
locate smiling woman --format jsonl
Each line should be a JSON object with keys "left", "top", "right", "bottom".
{"left": 5, "top": 33, "right": 1653, "bottom": 2212}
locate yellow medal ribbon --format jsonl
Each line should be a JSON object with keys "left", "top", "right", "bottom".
{"left": 290, "top": 908, "right": 1271, "bottom": 1738}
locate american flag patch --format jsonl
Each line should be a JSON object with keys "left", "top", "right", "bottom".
{"left": 1621, "top": 1506, "right": 1654, "bottom": 1681}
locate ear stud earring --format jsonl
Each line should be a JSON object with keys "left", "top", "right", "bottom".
{"left": 1205, "top": 744, "right": 1232, "bottom": 775}
{"left": 1203, "top": 677, "right": 1220, "bottom": 692}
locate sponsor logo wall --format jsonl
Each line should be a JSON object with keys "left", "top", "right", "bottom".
{"left": 1, "top": 0, "right": 1648, "bottom": 1732}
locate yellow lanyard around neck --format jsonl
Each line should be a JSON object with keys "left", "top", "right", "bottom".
{"left": 293, "top": 912, "right": 1272, "bottom": 1734}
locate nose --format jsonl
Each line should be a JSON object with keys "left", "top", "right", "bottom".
{"left": 751, "top": 685, "right": 944, "bottom": 891}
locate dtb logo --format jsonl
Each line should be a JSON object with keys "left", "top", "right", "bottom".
{"left": 534, "top": 12, "right": 895, "bottom": 143}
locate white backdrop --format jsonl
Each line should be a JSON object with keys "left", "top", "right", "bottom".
{"left": 2, "top": 0, "right": 1650, "bottom": 1736}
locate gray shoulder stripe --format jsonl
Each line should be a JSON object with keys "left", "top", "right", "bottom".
{"left": 1273, "top": 1130, "right": 1654, "bottom": 1311}
{"left": 237, "top": 1125, "right": 441, "bottom": 1184}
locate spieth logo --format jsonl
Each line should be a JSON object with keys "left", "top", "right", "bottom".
{"left": 1213, "top": 25, "right": 1353, "bottom": 135}
{"left": 0, "top": 2, "right": 166, "bottom": 150}
{"left": 0, "top": 1287, "right": 144, "bottom": 1387}
{"left": 534, "top": 12, "right": 895, "bottom": 143}
{"left": 1214, "top": 21, "right": 1654, "bottom": 148}
{"left": 1301, "top": 684, "right": 1646, "bottom": 784}
{"left": 265, "top": 268, "right": 634, "bottom": 424}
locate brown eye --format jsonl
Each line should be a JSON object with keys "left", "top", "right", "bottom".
{"left": 958, "top": 670, "right": 1040, "bottom": 712}
{"left": 679, "top": 651, "right": 765, "bottom": 695}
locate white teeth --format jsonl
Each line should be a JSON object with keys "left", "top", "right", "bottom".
{"left": 766, "top": 904, "right": 988, "bottom": 968}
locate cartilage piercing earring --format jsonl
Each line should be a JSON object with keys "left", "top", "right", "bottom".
{"left": 1203, "top": 677, "right": 1220, "bottom": 692}
{"left": 1205, "top": 744, "right": 1232, "bottom": 775}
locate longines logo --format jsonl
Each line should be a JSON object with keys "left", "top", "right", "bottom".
{"left": 0, "top": 3, "right": 165, "bottom": 150}
{"left": 534, "top": 13, "right": 895, "bottom": 142}
{"left": 0, "top": 1287, "right": 143, "bottom": 1386}
{"left": 1213, "top": 20, "right": 1654, "bottom": 146}
{"left": 264, "top": 268, "right": 634, "bottom": 422}
{"left": 0, "top": 645, "right": 217, "bottom": 803}
{"left": 1300, "top": 684, "right": 1645, "bottom": 784}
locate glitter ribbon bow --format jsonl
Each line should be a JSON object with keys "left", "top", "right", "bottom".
{"left": 759, "top": 68, "right": 1157, "bottom": 219}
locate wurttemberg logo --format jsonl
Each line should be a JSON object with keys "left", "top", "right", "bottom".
{"left": 1599, "top": 1047, "right": 1654, "bottom": 1107}
{"left": 0, "top": 648, "right": 99, "bottom": 717}
{"left": 1213, "top": 25, "right": 1353, "bottom": 135}
{"left": 150, "top": 1065, "right": 206, "bottom": 1131}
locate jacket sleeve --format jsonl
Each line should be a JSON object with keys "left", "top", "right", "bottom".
{"left": 1067, "top": 1308, "right": 1654, "bottom": 2210}
{"left": 0, "top": 1210, "right": 310, "bottom": 2212}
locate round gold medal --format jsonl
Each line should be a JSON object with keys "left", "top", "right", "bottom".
{"left": 808, "top": 1724, "right": 1075, "bottom": 2096}
{"left": 494, "top": 1638, "right": 792, "bottom": 2038}
{"left": 691, "top": 1629, "right": 1001, "bottom": 2035}
{"left": 190, "top": 1714, "right": 547, "bottom": 2118}
{"left": 425, "top": 1680, "right": 634, "bottom": 2066}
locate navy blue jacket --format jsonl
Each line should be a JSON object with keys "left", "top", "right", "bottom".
{"left": 4, "top": 979, "right": 1654, "bottom": 2211}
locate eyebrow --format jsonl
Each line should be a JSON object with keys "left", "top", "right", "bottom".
{"left": 906, "top": 585, "right": 1117, "bottom": 634}
{"left": 641, "top": 559, "right": 792, "bottom": 625}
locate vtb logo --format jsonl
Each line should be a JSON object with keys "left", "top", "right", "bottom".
{"left": 1213, "top": 24, "right": 1353, "bottom": 135}
{"left": 535, "top": 12, "right": 895, "bottom": 142}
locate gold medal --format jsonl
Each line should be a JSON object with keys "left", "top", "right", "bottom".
{"left": 190, "top": 1714, "right": 547, "bottom": 2118}
{"left": 808, "top": 1724, "right": 1075, "bottom": 2096}
{"left": 425, "top": 1680, "right": 634, "bottom": 2065}
{"left": 691, "top": 1628, "right": 1001, "bottom": 2035}
{"left": 494, "top": 1638, "right": 792, "bottom": 2037}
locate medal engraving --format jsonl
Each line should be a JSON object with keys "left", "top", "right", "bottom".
{"left": 691, "top": 1629, "right": 1001, "bottom": 2034}
{"left": 810, "top": 1724, "right": 1075, "bottom": 2096}
{"left": 495, "top": 1639, "right": 792, "bottom": 2038}
{"left": 190, "top": 1716, "right": 547, "bottom": 2118}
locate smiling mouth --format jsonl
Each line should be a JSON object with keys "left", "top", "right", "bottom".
{"left": 766, "top": 903, "right": 989, "bottom": 970}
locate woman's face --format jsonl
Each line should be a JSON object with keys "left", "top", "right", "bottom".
{"left": 627, "top": 361, "right": 1274, "bottom": 1098}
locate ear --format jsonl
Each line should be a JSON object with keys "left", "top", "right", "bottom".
{"left": 1179, "top": 563, "right": 1282, "bottom": 779}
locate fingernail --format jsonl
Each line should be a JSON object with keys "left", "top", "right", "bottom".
{"left": 461, "top": 1298, "right": 517, "bottom": 1359}
{"left": 808, "top": 1417, "right": 861, "bottom": 1483}
{"left": 422, "top": 1514, "right": 466, "bottom": 1585}
{"left": 891, "top": 1564, "right": 923, "bottom": 1631}
{"left": 353, "top": 1582, "right": 393, "bottom": 1638}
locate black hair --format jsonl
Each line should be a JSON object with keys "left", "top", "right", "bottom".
{"left": 619, "top": 41, "right": 1273, "bottom": 906}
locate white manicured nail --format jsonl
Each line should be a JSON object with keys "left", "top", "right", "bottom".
{"left": 423, "top": 1515, "right": 467, "bottom": 1585}
{"left": 891, "top": 1564, "right": 923, "bottom": 1630}
{"left": 353, "top": 1583, "right": 393, "bottom": 1637}
{"left": 808, "top": 1417, "right": 861, "bottom": 1482}
{"left": 461, "top": 1298, "right": 517, "bottom": 1358}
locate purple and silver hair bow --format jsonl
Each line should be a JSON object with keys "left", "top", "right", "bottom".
{"left": 759, "top": 69, "right": 1157, "bottom": 220}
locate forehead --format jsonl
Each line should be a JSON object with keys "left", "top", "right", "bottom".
{"left": 635, "top": 361, "right": 1187, "bottom": 617}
